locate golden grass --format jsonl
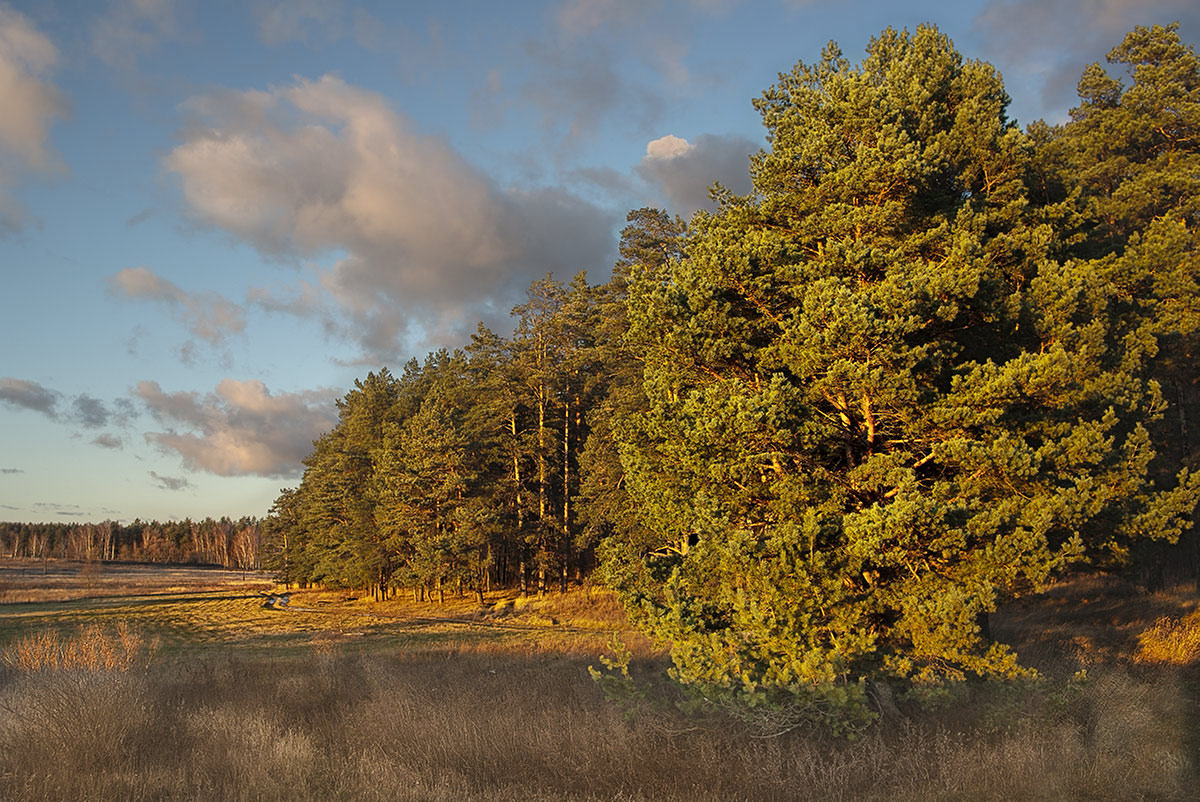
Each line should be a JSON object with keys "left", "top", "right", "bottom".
{"left": 1136, "top": 609, "right": 1200, "bottom": 666}
{"left": 2, "top": 620, "right": 158, "bottom": 672}
{"left": 0, "top": 566, "right": 1196, "bottom": 800}
{"left": 991, "top": 572, "right": 1200, "bottom": 670}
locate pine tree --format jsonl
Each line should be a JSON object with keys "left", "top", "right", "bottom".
{"left": 1042, "top": 23, "right": 1200, "bottom": 586}
{"left": 581, "top": 210, "right": 686, "bottom": 571}
{"left": 611, "top": 24, "right": 1200, "bottom": 719}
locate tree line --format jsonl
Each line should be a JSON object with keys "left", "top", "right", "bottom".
{"left": 264, "top": 21, "right": 1200, "bottom": 716}
{"left": 0, "top": 517, "right": 262, "bottom": 569}
{"left": 259, "top": 220, "right": 682, "bottom": 602}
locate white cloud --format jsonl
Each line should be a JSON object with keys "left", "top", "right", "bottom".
{"left": 0, "top": 4, "right": 66, "bottom": 233}
{"left": 165, "top": 75, "right": 616, "bottom": 360}
{"left": 644, "top": 134, "right": 694, "bottom": 161}
{"left": 637, "top": 132, "right": 757, "bottom": 215}
{"left": 109, "top": 266, "right": 247, "bottom": 345}
{"left": 135, "top": 379, "right": 339, "bottom": 477}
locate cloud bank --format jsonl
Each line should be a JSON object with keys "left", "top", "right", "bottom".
{"left": 135, "top": 379, "right": 338, "bottom": 477}
{"left": 165, "top": 75, "right": 616, "bottom": 360}
{"left": 0, "top": 5, "right": 67, "bottom": 233}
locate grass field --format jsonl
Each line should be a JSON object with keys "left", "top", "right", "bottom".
{"left": 1, "top": 560, "right": 1198, "bottom": 800}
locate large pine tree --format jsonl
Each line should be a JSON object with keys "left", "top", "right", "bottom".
{"left": 612, "top": 24, "right": 1200, "bottom": 716}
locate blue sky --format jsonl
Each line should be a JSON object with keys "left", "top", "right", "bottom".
{"left": 1, "top": 0, "right": 1196, "bottom": 524}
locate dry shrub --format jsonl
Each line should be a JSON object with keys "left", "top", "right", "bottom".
{"left": 2, "top": 621, "right": 159, "bottom": 673}
{"left": 1135, "top": 610, "right": 1200, "bottom": 666}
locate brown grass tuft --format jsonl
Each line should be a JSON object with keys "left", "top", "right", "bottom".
{"left": 1135, "top": 610, "right": 1200, "bottom": 666}
{"left": 2, "top": 621, "right": 159, "bottom": 673}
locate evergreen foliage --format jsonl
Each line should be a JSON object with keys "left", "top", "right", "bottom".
{"left": 610, "top": 24, "right": 1200, "bottom": 717}
{"left": 253, "top": 21, "right": 1200, "bottom": 724}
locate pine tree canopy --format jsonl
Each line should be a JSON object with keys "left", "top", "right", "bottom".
{"left": 611, "top": 23, "right": 1200, "bottom": 713}
{"left": 257, "top": 21, "right": 1200, "bottom": 727}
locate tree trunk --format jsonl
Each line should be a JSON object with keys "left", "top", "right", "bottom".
{"left": 562, "top": 396, "right": 570, "bottom": 592}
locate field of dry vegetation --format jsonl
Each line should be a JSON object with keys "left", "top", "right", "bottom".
{"left": 0, "top": 560, "right": 1197, "bottom": 801}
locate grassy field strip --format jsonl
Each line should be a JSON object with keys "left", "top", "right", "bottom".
{"left": 1, "top": 568, "right": 1196, "bottom": 800}
{"left": 0, "top": 588, "right": 634, "bottom": 660}
{"left": 275, "top": 599, "right": 636, "bottom": 635}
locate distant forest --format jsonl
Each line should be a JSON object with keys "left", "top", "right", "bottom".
{"left": 0, "top": 518, "right": 261, "bottom": 570}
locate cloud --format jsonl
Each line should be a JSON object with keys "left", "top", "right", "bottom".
{"left": 0, "top": 377, "right": 60, "bottom": 417}
{"left": 149, "top": 470, "right": 192, "bottom": 491}
{"left": 556, "top": 0, "right": 738, "bottom": 37}
{"left": 0, "top": 5, "right": 67, "bottom": 234}
{"left": 253, "top": 0, "right": 340, "bottom": 45}
{"left": 519, "top": 38, "right": 662, "bottom": 146}
{"left": 252, "top": 0, "right": 395, "bottom": 51}
{"left": 1, "top": 467, "right": 23, "bottom": 474}
{"left": 165, "top": 75, "right": 616, "bottom": 360}
{"left": 135, "top": 378, "right": 339, "bottom": 477}
{"left": 92, "top": 433, "right": 123, "bottom": 449}
{"left": 126, "top": 208, "right": 154, "bottom": 226}
{"left": 109, "top": 266, "right": 247, "bottom": 345}
{"left": 636, "top": 133, "right": 757, "bottom": 215}
{"left": 73, "top": 395, "right": 111, "bottom": 428}
{"left": 973, "top": 0, "right": 1200, "bottom": 122}
{"left": 90, "top": 0, "right": 181, "bottom": 77}
{"left": 246, "top": 280, "right": 324, "bottom": 317}
{"left": 565, "top": 165, "right": 638, "bottom": 204}
{"left": 1, "top": 377, "right": 137, "bottom": 432}
{"left": 34, "top": 502, "right": 86, "bottom": 517}
{"left": 557, "top": 0, "right": 656, "bottom": 37}
{"left": 551, "top": 0, "right": 737, "bottom": 89}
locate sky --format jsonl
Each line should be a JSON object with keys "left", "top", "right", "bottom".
{"left": 1, "top": 0, "right": 1197, "bottom": 524}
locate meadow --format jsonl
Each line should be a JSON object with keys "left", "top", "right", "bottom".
{"left": 0, "top": 560, "right": 1197, "bottom": 801}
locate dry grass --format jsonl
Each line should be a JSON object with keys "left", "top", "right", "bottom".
{"left": 0, "top": 568, "right": 1196, "bottom": 800}
{"left": 0, "top": 647, "right": 1193, "bottom": 801}
{"left": 1136, "top": 609, "right": 1200, "bottom": 666}
{"left": 2, "top": 620, "right": 159, "bottom": 672}
{"left": 991, "top": 572, "right": 1200, "bottom": 670}
{"left": 0, "top": 558, "right": 272, "bottom": 603}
